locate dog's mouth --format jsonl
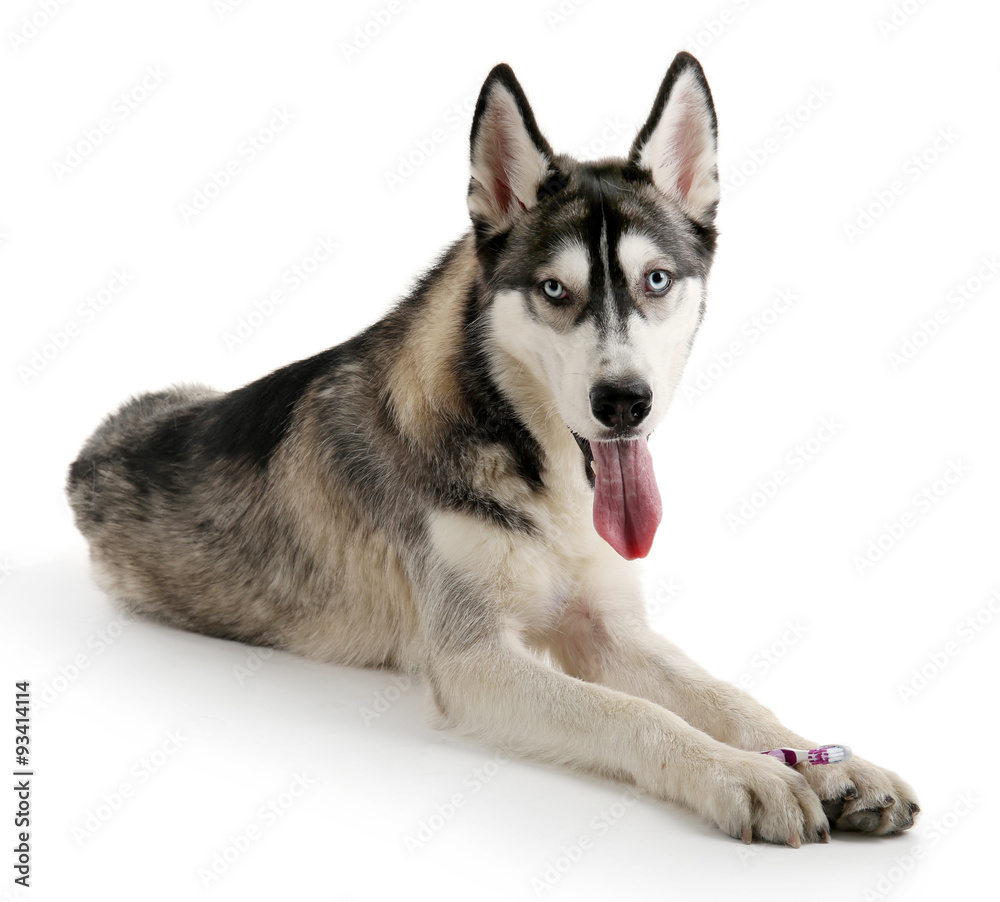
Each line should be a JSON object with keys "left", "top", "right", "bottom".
{"left": 572, "top": 433, "right": 662, "bottom": 561}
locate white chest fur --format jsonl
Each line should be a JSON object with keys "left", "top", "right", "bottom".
{"left": 428, "top": 428, "right": 641, "bottom": 641}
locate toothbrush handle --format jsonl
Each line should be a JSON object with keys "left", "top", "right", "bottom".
{"left": 761, "top": 748, "right": 800, "bottom": 766}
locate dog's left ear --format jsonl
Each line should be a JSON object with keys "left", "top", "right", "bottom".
{"left": 469, "top": 64, "right": 554, "bottom": 233}
{"left": 629, "top": 52, "right": 719, "bottom": 224}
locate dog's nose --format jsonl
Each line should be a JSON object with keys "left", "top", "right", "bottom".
{"left": 589, "top": 381, "right": 652, "bottom": 429}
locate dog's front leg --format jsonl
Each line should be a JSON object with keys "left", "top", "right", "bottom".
{"left": 421, "top": 601, "right": 828, "bottom": 845}
{"left": 551, "top": 598, "right": 919, "bottom": 836}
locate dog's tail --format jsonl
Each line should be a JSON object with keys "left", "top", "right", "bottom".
{"left": 66, "top": 384, "right": 218, "bottom": 536}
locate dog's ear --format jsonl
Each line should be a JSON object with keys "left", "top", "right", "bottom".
{"left": 629, "top": 52, "right": 719, "bottom": 224}
{"left": 469, "top": 64, "right": 554, "bottom": 233}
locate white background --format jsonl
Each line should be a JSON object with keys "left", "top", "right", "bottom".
{"left": 2, "top": 0, "right": 998, "bottom": 899}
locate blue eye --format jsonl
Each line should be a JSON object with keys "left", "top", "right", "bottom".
{"left": 542, "top": 279, "right": 568, "bottom": 301}
{"left": 645, "top": 269, "right": 671, "bottom": 293}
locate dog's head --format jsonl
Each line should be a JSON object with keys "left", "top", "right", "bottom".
{"left": 468, "top": 53, "right": 719, "bottom": 560}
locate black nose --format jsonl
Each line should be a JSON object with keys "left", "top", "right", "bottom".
{"left": 589, "top": 381, "right": 652, "bottom": 429}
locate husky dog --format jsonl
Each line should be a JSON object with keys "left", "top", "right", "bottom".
{"left": 68, "top": 53, "right": 918, "bottom": 845}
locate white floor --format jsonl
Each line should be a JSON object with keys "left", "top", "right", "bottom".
{"left": 3, "top": 549, "right": 993, "bottom": 902}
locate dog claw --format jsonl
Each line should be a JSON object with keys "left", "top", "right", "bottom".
{"left": 741, "top": 826, "right": 752, "bottom": 844}
{"left": 819, "top": 828, "right": 830, "bottom": 843}
{"left": 788, "top": 833, "right": 801, "bottom": 848}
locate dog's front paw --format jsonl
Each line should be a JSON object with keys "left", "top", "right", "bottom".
{"left": 798, "top": 755, "right": 919, "bottom": 836}
{"left": 706, "top": 752, "right": 829, "bottom": 846}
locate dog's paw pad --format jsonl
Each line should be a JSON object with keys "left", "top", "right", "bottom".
{"left": 841, "top": 807, "right": 882, "bottom": 832}
{"left": 821, "top": 796, "right": 845, "bottom": 822}
{"left": 810, "top": 758, "right": 919, "bottom": 836}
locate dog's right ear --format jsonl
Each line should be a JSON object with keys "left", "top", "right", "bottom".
{"left": 468, "top": 64, "right": 554, "bottom": 234}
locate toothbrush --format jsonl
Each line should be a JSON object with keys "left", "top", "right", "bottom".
{"left": 760, "top": 744, "right": 852, "bottom": 766}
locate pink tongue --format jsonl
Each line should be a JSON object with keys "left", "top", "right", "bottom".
{"left": 591, "top": 440, "right": 662, "bottom": 560}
